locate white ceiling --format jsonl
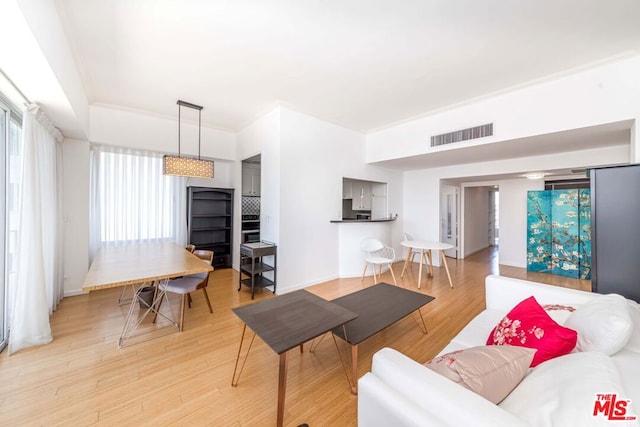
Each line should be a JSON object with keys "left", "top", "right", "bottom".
{"left": 55, "top": 0, "right": 640, "bottom": 133}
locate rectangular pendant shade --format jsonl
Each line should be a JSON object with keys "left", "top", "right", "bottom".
{"left": 163, "top": 155, "right": 214, "bottom": 178}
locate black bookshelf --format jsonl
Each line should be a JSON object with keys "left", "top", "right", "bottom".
{"left": 187, "top": 186, "right": 234, "bottom": 268}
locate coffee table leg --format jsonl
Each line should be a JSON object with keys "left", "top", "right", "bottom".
{"left": 426, "top": 250, "right": 433, "bottom": 276}
{"left": 310, "top": 333, "right": 327, "bottom": 353}
{"left": 401, "top": 247, "right": 412, "bottom": 278}
{"left": 415, "top": 307, "right": 429, "bottom": 334}
{"left": 331, "top": 331, "right": 357, "bottom": 393}
{"left": 351, "top": 344, "right": 359, "bottom": 395}
{"left": 231, "top": 324, "right": 256, "bottom": 387}
{"left": 441, "top": 250, "right": 454, "bottom": 288}
{"left": 277, "top": 352, "right": 288, "bottom": 427}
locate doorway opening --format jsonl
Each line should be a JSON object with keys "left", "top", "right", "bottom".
{"left": 489, "top": 187, "right": 499, "bottom": 246}
{"left": 459, "top": 184, "right": 499, "bottom": 259}
{"left": 440, "top": 184, "right": 459, "bottom": 258}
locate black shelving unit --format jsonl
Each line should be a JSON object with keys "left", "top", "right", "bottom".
{"left": 187, "top": 186, "right": 234, "bottom": 268}
{"left": 239, "top": 242, "right": 277, "bottom": 299}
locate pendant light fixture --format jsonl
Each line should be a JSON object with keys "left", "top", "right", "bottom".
{"left": 163, "top": 100, "right": 214, "bottom": 178}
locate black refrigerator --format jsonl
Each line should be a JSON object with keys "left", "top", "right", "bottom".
{"left": 590, "top": 164, "right": 640, "bottom": 302}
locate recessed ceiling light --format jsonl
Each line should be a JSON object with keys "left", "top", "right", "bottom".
{"left": 525, "top": 172, "right": 546, "bottom": 180}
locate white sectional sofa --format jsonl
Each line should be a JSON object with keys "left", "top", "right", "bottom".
{"left": 358, "top": 275, "right": 640, "bottom": 426}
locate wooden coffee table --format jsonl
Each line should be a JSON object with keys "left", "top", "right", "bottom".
{"left": 231, "top": 290, "right": 357, "bottom": 427}
{"left": 328, "top": 283, "right": 435, "bottom": 393}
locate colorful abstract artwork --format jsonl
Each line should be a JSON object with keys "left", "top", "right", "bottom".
{"left": 527, "top": 189, "right": 591, "bottom": 279}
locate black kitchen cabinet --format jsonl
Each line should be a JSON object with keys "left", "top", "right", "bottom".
{"left": 187, "top": 186, "right": 234, "bottom": 268}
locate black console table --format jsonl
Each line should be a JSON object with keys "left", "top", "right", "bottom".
{"left": 239, "top": 242, "right": 277, "bottom": 299}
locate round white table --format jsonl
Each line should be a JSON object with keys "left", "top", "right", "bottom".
{"left": 400, "top": 240, "right": 454, "bottom": 288}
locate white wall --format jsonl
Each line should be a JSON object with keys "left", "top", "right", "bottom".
{"left": 276, "top": 107, "right": 403, "bottom": 292}
{"left": 463, "top": 186, "right": 490, "bottom": 256}
{"left": 90, "top": 105, "right": 237, "bottom": 160}
{"left": 62, "top": 139, "right": 90, "bottom": 295}
{"left": 338, "top": 222, "right": 393, "bottom": 277}
{"left": 367, "top": 55, "right": 640, "bottom": 163}
{"left": 497, "top": 179, "right": 544, "bottom": 267}
{"left": 185, "top": 161, "right": 235, "bottom": 190}
{"left": 236, "top": 108, "right": 281, "bottom": 269}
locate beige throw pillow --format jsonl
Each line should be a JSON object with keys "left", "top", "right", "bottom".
{"left": 425, "top": 345, "right": 536, "bottom": 404}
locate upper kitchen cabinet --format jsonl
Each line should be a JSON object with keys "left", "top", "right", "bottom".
{"left": 343, "top": 181, "right": 353, "bottom": 199}
{"left": 342, "top": 177, "right": 388, "bottom": 219}
{"left": 371, "top": 183, "right": 387, "bottom": 218}
{"left": 352, "top": 181, "right": 372, "bottom": 210}
{"left": 242, "top": 161, "right": 261, "bottom": 196}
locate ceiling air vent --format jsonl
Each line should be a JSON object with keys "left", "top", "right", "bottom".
{"left": 431, "top": 123, "right": 493, "bottom": 147}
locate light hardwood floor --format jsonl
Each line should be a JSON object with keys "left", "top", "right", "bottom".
{"left": 0, "top": 246, "right": 590, "bottom": 426}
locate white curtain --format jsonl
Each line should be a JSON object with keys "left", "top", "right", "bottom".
{"left": 9, "top": 104, "right": 64, "bottom": 355}
{"left": 89, "top": 145, "right": 187, "bottom": 260}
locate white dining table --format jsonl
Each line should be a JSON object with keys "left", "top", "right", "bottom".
{"left": 400, "top": 240, "right": 454, "bottom": 289}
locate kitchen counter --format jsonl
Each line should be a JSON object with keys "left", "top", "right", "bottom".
{"left": 330, "top": 218, "right": 397, "bottom": 223}
{"left": 332, "top": 218, "right": 398, "bottom": 278}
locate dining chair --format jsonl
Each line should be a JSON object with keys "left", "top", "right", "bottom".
{"left": 361, "top": 238, "right": 397, "bottom": 285}
{"left": 402, "top": 232, "right": 421, "bottom": 268}
{"left": 154, "top": 249, "right": 214, "bottom": 331}
{"left": 185, "top": 244, "right": 196, "bottom": 253}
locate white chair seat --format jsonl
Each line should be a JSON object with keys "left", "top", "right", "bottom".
{"left": 190, "top": 271, "right": 209, "bottom": 280}
{"left": 160, "top": 276, "right": 203, "bottom": 295}
{"left": 366, "top": 255, "right": 395, "bottom": 265}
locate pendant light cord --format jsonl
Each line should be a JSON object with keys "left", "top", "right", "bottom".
{"left": 176, "top": 100, "right": 204, "bottom": 159}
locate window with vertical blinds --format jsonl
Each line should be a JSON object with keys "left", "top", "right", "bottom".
{"left": 90, "top": 146, "right": 187, "bottom": 255}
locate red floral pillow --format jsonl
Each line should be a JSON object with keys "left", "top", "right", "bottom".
{"left": 486, "top": 296, "right": 577, "bottom": 367}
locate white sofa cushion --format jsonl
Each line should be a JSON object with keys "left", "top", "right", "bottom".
{"left": 357, "top": 373, "right": 450, "bottom": 427}
{"left": 625, "top": 300, "right": 640, "bottom": 354}
{"left": 448, "top": 309, "right": 505, "bottom": 349}
{"left": 542, "top": 303, "right": 577, "bottom": 325}
{"left": 485, "top": 275, "right": 596, "bottom": 311}
{"left": 500, "top": 351, "right": 638, "bottom": 426}
{"left": 612, "top": 349, "right": 640, "bottom": 416}
{"left": 565, "top": 294, "right": 632, "bottom": 355}
{"left": 370, "top": 348, "right": 528, "bottom": 427}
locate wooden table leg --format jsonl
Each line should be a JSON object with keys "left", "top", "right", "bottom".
{"left": 350, "top": 344, "right": 359, "bottom": 395}
{"left": 440, "top": 250, "right": 454, "bottom": 288}
{"left": 426, "top": 249, "right": 434, "bottom": 276}
{"left": 417, "top": 250, "right": 424, "bottom": 289}
{"left": 401, "top": 247, "right": 412, "bottom": 278}
{"left": 277, "top": 352, "right": 288, "bottom": 427}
